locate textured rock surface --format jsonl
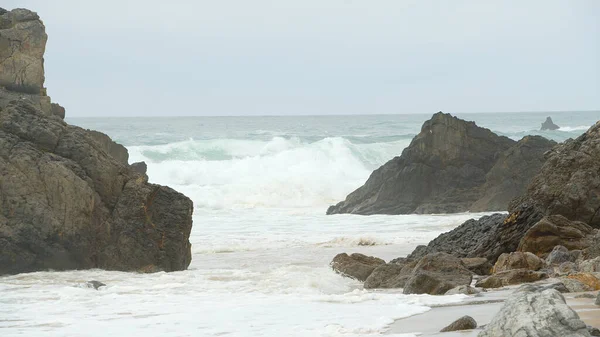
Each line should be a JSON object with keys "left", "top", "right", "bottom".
{"left": 580, "top": 257, "right": 600, "bottom": 273}
{"left": 566, "top": 273, "right": 600, "bottom": 291}
{"left": 0, "top": 99, "right": 194, "bottom": 275}
{"left": 475, "top": 269, "right": 548, "bottom": 288}
{"left": 518, "top": 215, "right": 596, "bottom": 256}
{"left": 327, "top": 112, "right": 517, "bottom": 215}
{"left": 493, "top": 252, "right": 544, "bottom": 273}
{"left": 509, "top": 121, "right": 600, "bottom": 228}
{"left": 403, "top": 253, "right": 472, "bottom": 295}
{"left": 541, "top": 116, "right": 560, "bottom": 131}
{"left": 478, "top": 284, "right": 591, "bottom": 337}
{"left": 461, "top": 257, "right": 493, "bottom": 275}
{"left": 363, "top": 262, "right": 414, "bottom": 289}
{"left": 330, "top": 253, "right": 385, "bottom": 281}
{"left": 440, "top": 316, "right": 477, "bottom": 332}
{"left": 547, "top": 245, "right": 577, "bottom": 266}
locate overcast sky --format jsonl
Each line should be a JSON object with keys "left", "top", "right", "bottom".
{"left": 4, "top": 0, "right": 600, "bottom": 116}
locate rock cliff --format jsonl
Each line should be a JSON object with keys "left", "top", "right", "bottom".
{"left": 327, "top": 112, "right": 554, "bottom": 215}
{"left": 0, "top": 8, "right": 194, "bottom": 275}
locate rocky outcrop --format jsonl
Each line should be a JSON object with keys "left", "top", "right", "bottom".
{"left": 509, "top": 121, "right": 600, "bottom": 228}
{"left": 518, "top": 215, "right": 596, "bottom": 256}
{"left": 541, "top": 116, "right": 560, "bottom": 130}
{"left": 402, "top": 253, "right": 472, "bottom": 295}
{"left": 327, "top": 112, "right": 554, "bottom": 215}
{"left": 0, "top": 8, "right": 194, "bottom": 275}
{"left": 440, "top": 315, "right": 477, "bottom": 332}
{"left": 479, "top": 285, "right": 591, "bottom": 337}
{"left": 0, "top": 8, "right": 64, "bottom": 118}
{"left": 330, "top": 253, "right": 384, "bottom": 281}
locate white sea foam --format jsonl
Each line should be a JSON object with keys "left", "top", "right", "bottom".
{"left": 558, "top": 125, "right": 590, "bottom": 132}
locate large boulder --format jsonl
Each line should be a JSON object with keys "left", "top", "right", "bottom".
{"left": 541, "top": 116, "right": 560, "bottom": 131}
{"left": 440, "top": 315, "right": 477, "bottom": 332}
{"left": 0, "top": 100, "right": 194, "bottom": 275}
{"left": 327, "top": 112, "right": 517, "bottom": 215}
{"left": 475, "top": 269, "right": 548, "bottom": 289}
{"left": 518, "top": 215, "right": 596, "bottom": 256}
{"left": 330, "top": 253, "right": 385, "bottom": 282}
{"left": 478, "top": 285, "right": 591, "bottom": 337}
{"left": 492, "top": 252, "right": 544, "bottom": 273}
{"left": 509, "top": 121, "right": 600, "bottom": 228}
{"left": 402, "top": 252, "right": 472, "bottom": 295}
{"left": 363, "top": 261, "right": 415, "bottom": 289}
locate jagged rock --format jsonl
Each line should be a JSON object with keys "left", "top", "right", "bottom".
{"left": 330, "top": 253, "right": 384, "bottom": 282}
{"left": 509, "top": 121, "right": 600, "bottom": 228}
{"left": 327, "top": 112, "right": 516, "bottom": 215}
{"left": 403, "top": 252, "right": 472, "bottom": 295}
{"left": 518, "top": 215, "right": 596, "bottom": 256}
{"left": 478, "top": 284, "right": 591, "bottom": 337}
{"left": 85, "top": 281, "right": 106, "bottom": 290}
{"left": 461, "top": 257, "right": 493, "bottom": 275}
{"left": 130, "top": 161, "right": 147, "bottom": 175}
{"left": 475, "top": 269, "right": 548, "bottom": 289}
{"left": 445, "top": 285, "right": 482, "bottom": 295}
{"left": 541, "top": 116, "right": 560, "bottom": 130}
{"left": 470, "top": 135, "right": 556, "bottom": 212}
{"left": 580, "top": 257, "right": 600, "bottom": 273}
{"left": 546, "top": 245, "right": 576, "bottom": 266}
{"left": 86, "top": 130, "right": 129, "bottom": 165}
{"left": 0, "top": 99, "right": 193, "bottom": 275}
{"left": 440, "top": 315, "right": 477, "bottom": 332}
{"left": 493, "top": 252, "right": 544, "bottom": 273}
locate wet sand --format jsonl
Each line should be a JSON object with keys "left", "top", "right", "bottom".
{"left": 386, "top": 286, "right": 599, "bottom": 336}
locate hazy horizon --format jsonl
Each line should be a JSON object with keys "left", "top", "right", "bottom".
{"left": 4, "top": 0, "right": 600, "bottom": 117}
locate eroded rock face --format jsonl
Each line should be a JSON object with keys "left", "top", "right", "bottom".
{"left": 327, "top": 112, "right": 517, "bottom": 215}
{"left": 0, "top": 100, "right": 193, "bottom": 275}
{"left": 509, "top": 122, "right": 600, "bottom": 228}
{"left": 518, "top": 215, "right": 596, "bottom": 256}
{"left": 330, "top": 253, "right": 385, "bottom": 282}
{"left": 478, "top": 285, "right": 591, "bottom": 337}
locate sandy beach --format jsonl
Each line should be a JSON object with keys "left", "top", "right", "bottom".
{"left": 386, "top": 284, "right": 600, "bottom": 336}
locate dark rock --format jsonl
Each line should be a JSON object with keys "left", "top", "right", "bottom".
{"left": 541, "top": 116, "right": 560, "bottom": 130}
{"left": 509, "top": 121, "right": 600, "bottom": 228}
{"left": 87, "top": 129, "right": 129, "bottom": 165}
{"left": 461, "top": 257, "right": 493, "bottom": 275}
{"left": 86, "top": 280, "right": 106, "bottom": 290}
{"left": 364, "top": 263, "right": 411, "bottom": 289}
{"left": 589, "top": 326, "right": 600, "bottom": 336}
{"left": 440, "top": 315, "right": 477, "bottom": 332}
{"left": 130, "top": 161, "right": 148, "bottom": 175}
{"left": 493, "top": 252, "right": 544, "bottom": 273}
{"left": 479, "top": 284, "right": 591, "bottom": 337}
{"left": 546, "top": 245, "right": 576, "bottom": 266}
{"left": 327, "top": 112, "right": 516, "bottom": 215}
{"left": 330, "top": 253, "right": 384, "bottom": 282}
{"left": 50, "top": 102, "right": 65, "bottom": 119}
{"left": 470, "top": 135, "right": 556, "bottom": 212}
{"left": 475, "top": 269, "right": 548, "bottom": 288}
{"left": 518, "top": 215, "right": 596, "bottom": 256}
{"left": 402, "top": 252, "right": 472, "bottom": 295}
{"left": 0, "top": 101, "right": 193, "bottom": 276}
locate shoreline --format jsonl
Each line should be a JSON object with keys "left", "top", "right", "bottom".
{"left": 385, "top": 282, "right": 600, "bottom": 336}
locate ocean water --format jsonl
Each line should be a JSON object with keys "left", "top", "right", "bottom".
{"left": 1, "top": 111, "right": 598, "bottom": 337}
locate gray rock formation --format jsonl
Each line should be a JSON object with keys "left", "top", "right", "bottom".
{"left": 327, "top": 112, "right": 554, "bottom": 215}
{"left": 479, "top": 285, "right": 591, "bottom": 337}
{"left": 0, "top": 8, "right": 194, "bottom": 275}
{"left": 85, "top": 281, "right": 106, "bottom": 290}
{"left": 546, "top": 245, "right": 577, "bottom": 266}
{"left": 402, "top": 252, "right": 472, "bottom": 295}
{"left": 541, "top": 116, "right": 560, "bottom": 130}
{"left": 440, "top": 315, "right": 477, "bottom": 332}
{"left": 509, "top": 121, "right": 600, "bottom": 228}
{"left": 0, "top": 8, "right": 64, "bottom": 118}
{"left": 330, "top": 253, "right": 384, "bottom": 282}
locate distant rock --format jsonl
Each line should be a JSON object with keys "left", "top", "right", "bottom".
{"left": 402, "top": 252, "right": 472, "bottom": 295}
{"left": 541, "top": 116, "right": 560, "bottom": 130}
{"left": 479, "top": 284, "right": 591, "bottom": 337}
{"left": 518, "top": 215, "right": 596, "bottom": 256}
{"left": 440, "top": 315, "right": 477, "bottom": 332}
{"left": 330, "top": 253, "right": 384, "bottom": 282}
{"left": 475, "top": 269, "right": 548, "bottom": 289}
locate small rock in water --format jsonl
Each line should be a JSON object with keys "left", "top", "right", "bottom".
{"left": 440, "top": 315, "right": 477, "bottom": 332}
{"left": 86, "top": 280, "right": 106, "bottom": 290}
{"left": 540, "top": 116, "right": 560, "bottom": 130}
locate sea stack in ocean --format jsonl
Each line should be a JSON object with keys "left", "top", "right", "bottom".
{"left": 0, "top": 8, "right": 194, "bottom": 275}
{"left": 541, "top": 116, "right": 560, "bottom": 130}
{"left": 327, "top": 112, "right": 555, "bottom": 215}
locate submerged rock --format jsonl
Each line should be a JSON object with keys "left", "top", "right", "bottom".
{"left": 330, "top": 253, "right": 384, "bottom": 282}
{"left": 440, "top": 315, "right": 477, "bottom": 332}
{"left": 85, "top": 281, "right": 106, "bottom": 290}
{"left": 478, "top": 284, "right": 591, "bottom": 337}
{"left": 541, "top": 116, "right": 560, "bottom": 130}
